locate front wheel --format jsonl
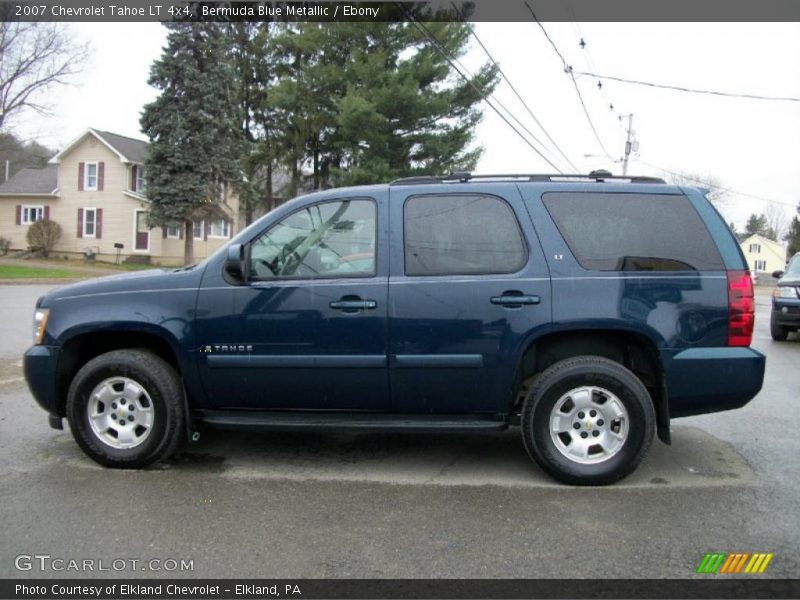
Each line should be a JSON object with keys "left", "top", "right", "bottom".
{"left": 521, "top": 356, "right": 655, "bottom": 486}
{"left": 66, "top": 350, "right": 186, "bottom": 468}
{"left": 770, "top": 313, "right": 789, "bottom": 341}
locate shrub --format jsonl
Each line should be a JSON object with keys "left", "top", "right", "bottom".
{"left": 0, "top": 237, "right": 10, "bottom": 255}
{"left": 26, "top": 219, "right": 62, "bottom": 258}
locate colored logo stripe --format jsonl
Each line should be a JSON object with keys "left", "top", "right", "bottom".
{"left": 697, "top": 552, "right": 773, "bottom": 574}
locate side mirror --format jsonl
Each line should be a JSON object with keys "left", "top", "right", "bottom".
{"left": 224, "top": 244, "right": 246, "bottom": 280}
{"left": 772, "top": 270, "right": 784, "bottom": 279}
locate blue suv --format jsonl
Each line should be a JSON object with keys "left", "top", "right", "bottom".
{"left": 771, "top": 252, "right": 800, "bottom": 341}
{"left": 24, "top": 173, "right": 765, "bottom": 485}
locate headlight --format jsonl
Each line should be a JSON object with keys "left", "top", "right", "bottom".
{"left": 773, "top": 286, "right": 799, "bottom": 299}
{"left": 33, "top": 308, "right": 49, "bottom": 345}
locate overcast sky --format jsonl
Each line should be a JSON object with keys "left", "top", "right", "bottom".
{"left": 11, "top": 21, "right": 800, "bottom": 232}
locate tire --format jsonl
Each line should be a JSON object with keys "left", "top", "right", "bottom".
{"left": 66, "top": 349, "right": 186, "bottom": 468}
{"left": 770, "top": 313, "right": 789, "bottom": 341}
{"left": 521, "top": 356, "right": 655, "bottom": 486}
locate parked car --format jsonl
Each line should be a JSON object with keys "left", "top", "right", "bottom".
{"left": 770, "top": 253, "right": 800, "bottom": 341}
{"left": 24, "top": 173, "right": 765, "bottom": 485}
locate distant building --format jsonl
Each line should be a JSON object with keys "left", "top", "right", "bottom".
{"left": 740, "top": 233, "right": 787, "bottom": 275}
{"left": 0, "top": 128, "right": 238, "bottom": 266}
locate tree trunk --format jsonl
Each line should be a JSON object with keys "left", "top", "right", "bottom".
{"left": 184, "top": 219, "right": 194, "bottom": 266}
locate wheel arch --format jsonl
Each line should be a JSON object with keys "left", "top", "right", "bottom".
{"left": 511, "top": 327, "right": 670, "bottom": 444}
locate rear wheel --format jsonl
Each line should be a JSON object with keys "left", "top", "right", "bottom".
{"left": 521, "top": 356, "right": 655, "bottom": 485}
{"left": 770, "top": 313, "right": 789, "bottom": 341}
{"left": 66, "top": 349, "right": 185, "bottom": 468}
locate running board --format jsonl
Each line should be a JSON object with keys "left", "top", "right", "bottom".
{"left": 197, "top": 410, "right": 509, "bottom": 433}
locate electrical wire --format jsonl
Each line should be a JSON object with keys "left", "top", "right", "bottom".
{"left": 522, "top": 1, "right": 614, "bottom": 160}
{"left": 575, "top": 71, "right": 800, "bottom": 103}
{"left": 452, "top": 2, "right": 580, "bottom": 173}
{"left": 634, "top": 158, "right": 799, "bottom": 208}
{"left": 403, "top": 12, "right": 565, "bottom": 173}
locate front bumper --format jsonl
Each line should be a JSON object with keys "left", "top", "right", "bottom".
{"left": 772, "top": 298, "right": 800, "bottom": 327}
{"left": 662, "top": 346, "right": 766, "bottom": 418}
{"left": 23, "top": 345, "right": 61, "bottom": 417}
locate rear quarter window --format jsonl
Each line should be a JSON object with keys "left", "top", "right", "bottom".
{"left": 541, "top": 192, "right": 725, "bottom": 271}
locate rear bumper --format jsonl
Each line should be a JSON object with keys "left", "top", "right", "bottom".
{"left": 23, "top": 345, "right": 61, "bottom": 417}
{"left": 662, "top": 347, "right": 765, "bottom": 418}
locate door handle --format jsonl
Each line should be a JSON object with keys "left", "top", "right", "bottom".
{"left": 490, "top": 294, "right": 541, "bottom": 307}
{"left": 329, "top": 299, "right": 377, "bottom": 310}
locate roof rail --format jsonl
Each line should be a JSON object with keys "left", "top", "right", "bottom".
{"left": 389, "top": 172, "right": 667, "bottom": 185}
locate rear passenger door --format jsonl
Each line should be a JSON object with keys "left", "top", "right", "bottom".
{"left": 387, "top": 184, "right": 552, "bottom": 414}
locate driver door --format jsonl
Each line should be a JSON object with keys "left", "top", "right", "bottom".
{"left": 195, "top": 194, "right": 389, "bottom": 411}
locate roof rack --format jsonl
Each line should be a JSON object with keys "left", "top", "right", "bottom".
{"left": 389, "top": 171, "right": 667, "bottom": 185}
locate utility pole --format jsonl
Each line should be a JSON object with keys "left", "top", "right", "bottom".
{"left": 621, "top": 113, "right": 634, "bottom": 176}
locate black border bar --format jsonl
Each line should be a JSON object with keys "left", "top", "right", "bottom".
{"left": 3, "top": 579, "right": 800, "bottom": 599}
{"left": 3, "top": 0, "right": 800, "bottom": 22}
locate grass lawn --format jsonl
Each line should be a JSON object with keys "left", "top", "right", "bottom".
{"left": 0, "top": 264, "right": 86, "bottom": 279}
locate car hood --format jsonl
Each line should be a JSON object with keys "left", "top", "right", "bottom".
{"left": 778, "top": 277, "right": 800, "bottom": 287}
{"left": 38, "top": 266, "right": 206, "bottom": 307}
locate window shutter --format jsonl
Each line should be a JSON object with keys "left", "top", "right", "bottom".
{"left": 96, "top": 208, "right": 103, "bottom": 239}
{"left": 162, "top": 227, "right": 167, "bottom": 239}
{"left": 179, "top": 225, "right": 184, "bottom": 240}
{"left": 98, "top": 162, "right": 104, "bottom": 191}
{"left": 227, "top": 219, "right": 233, "bottom": 237}
{"left": 204, "top": 221, "right": 209, "bottom": 241}
{"left": 131, "top": 166, "right": 137, "bottom": 191}
{"left": 77, "top": 209, "right": 84, "bottom": 238}
{"left": 44, "top": 206, "right": 50, "bottom": 220}
{"left": 16, "top": 205, "right": 21, "bottom": 225}
{"left": 78, "top": 163, "right": 85, "bottom": 191}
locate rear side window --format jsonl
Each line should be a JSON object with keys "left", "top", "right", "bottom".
{"left": 541, "top": 192, "right": 724, "bottom": 271}
{"left": 404, "top": 194, "right": 527, "bottom": 276}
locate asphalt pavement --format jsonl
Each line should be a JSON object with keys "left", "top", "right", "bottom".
{"left": 0, "top": 284, "right": 798, "bottom": 579}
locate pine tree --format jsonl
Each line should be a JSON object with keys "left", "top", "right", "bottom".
{"left": 140, "top": 23, "right": 244, "bottom": 265}
{"left": 785, "top": 214, "right": 800, "bottom": 257}
{"left": 744, "top": 213, "right": 768, "bottom": 237}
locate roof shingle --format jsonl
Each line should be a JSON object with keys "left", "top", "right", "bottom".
{"left": 0, "top": 165, "right": 58, "bottom": 195}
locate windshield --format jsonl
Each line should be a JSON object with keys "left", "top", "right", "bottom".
{"left": 786, "top": 254, "right": 800, "bottom": 277}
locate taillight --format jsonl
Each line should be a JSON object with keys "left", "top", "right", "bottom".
{"left": 727, "top": 270, "right": 754, "bottom": 346}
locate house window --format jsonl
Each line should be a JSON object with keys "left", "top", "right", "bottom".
{"left": 85, "top": 162, "right": 98, "bottom": 191}
{"left": 193, "top": 221, "right": 204, "bottom": 240}
{"left": 22, "top": 206, "right": 44, "bottom": 225}
{"left": 749, "top": 243, "right": 761, "bottom": 254}
{"left": 208, "top": 219, "right": 230, "bottom": 238}
{"left": 166, "top": 223, "right": 181, "bottom": 239}
{"left": 83, "top": 208, "right": 97, "bottom": 237}
{"left": 755, "top": 260, "right": 766, "bottom": 271}
{"left": 136, "top": 166, "right": 146, "bottom": 193}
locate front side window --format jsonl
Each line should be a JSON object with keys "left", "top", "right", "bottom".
{"left": 85, "top": 163, "right": 98, "bottom": 190}
{"left": 22, "top": 206, "right": 44, "bottom": 224}
{"left": 249, "top": 198, "right": 376, "bottom": 280}
{"left": 542, "top": 192, "right": 725, "bottom": 272}
{"left": 404, "top": 194, "right": 527, "bottom": 276}
{"left": 83, "top": 208, "right": 96, "bottom": 237}
{"left": 208, "top": 219, "right": 230, "bottom": 238}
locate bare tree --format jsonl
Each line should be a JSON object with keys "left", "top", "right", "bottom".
{"left": 0, "top": 22, "right": 88, "bottom": 131}
{"left": 664, "top": 171, "right": 729, "bottom": 210}
{"left": 764, "top": 202, "right": 788, "bottom": 242}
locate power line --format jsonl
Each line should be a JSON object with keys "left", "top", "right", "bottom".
{"left": 634, "top": 158, "right": 799, "bottom": 208}
{"left": 452, "top": 4, "right": 580, "bottom": 173}
{"left": 403, "top": 13, "right": 565, "bottom": 173}
{"left": 522, "top": 1, "right": 614, "bottom": 160}
{"left": 574, "top": 71, "right": 800, "bottom": 103}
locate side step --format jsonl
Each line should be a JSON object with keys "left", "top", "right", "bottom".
{"left": 197, "top": 410, "right": 509, "bottom": 433}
